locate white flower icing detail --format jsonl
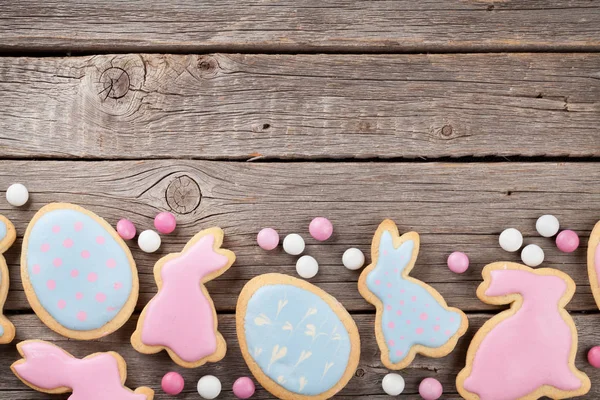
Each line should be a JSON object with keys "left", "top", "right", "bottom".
{"left": 305, "top": 324, "right": 316, "bottom": 338}
{"left": 254, "top": 313, "right": 271, "bottom": 326}
{"left": 253, "top": 347, "right": 263, "bottom": 357}
{"left": 277, "top": 376, "right": 286, "bottom": 384}
{"left": 299, "top": 376, "right": 308, "bottom": 392}
{"left": 295, "top": 350, "right": 312, "bottom": 367}
{"left": 322, "top": 362, "right": 335, "bottom": 379}
{"left": 268, "top": 345, "right": 287, "bottom": 372}
{"left": 304, "top": 307, "right": 318, "bottom": 319}
{"left": 282, "top": 321, "right": 293, "bottom": 332}
{"left": 276, "top": 299, "right": 288, "bottom": 318}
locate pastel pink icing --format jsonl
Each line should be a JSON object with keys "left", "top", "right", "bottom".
{"left": 13, "top": 341, "right": 149, "bottom": 400}
{"left": 140, "top": 234, "right": 229, "bottom": 362}
{"left": 463, "top": 269, "right": 584, "bottom": 400}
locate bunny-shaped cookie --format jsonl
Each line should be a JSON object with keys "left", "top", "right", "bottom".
{"left": 0, "top": 215, "right": 16, "bottom": 343}
{"left": 358, "top": 219, "right": 467, "bottom": 369}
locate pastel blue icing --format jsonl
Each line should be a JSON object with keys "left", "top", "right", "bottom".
{"left": 0, "top": 219, "right": 6, "bottom": 243}
{"left": 366, "top": 231, "right": 462, "bottom": 364}
{"left": 244, "top": 284, "right": 352, "bottom": 396}
{"left": 26, "top": 209, "right": 133, "bottom": 331}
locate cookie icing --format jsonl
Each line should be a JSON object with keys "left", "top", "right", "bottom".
{"left": 12, "top": 340, "right": 154, "bottom": 400}
{"left": 0, "top": 220, "right": 6, "bottom": 242}
{"left": 358, "top": 219, "right": 467, "bottom": 369}
{"left": 457, "top": 263, "right": 590, "bottom": 400}
{"left": 237, "top": 273, "right": 360, "bottom": 400}
{"left": 132, "top": 228, "right": 235, "bottom": 367}
{"left": 24, "top": 208, "right": 133, "bottom": 330}
{"left": 244, "top": 284, "right": 351, "bottom": 395}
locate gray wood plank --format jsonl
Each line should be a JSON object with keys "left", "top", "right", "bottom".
{"left": 0, "top": 160, "right": 598, "bottom": 313}
{"left": 0, "top": 53, "right": 599, "bottom": 160}
{"left": 0, "top": 1, "right": 599, "bottom": 52}
{"left": 0, "top": 313, "right": 599, "bottom": 399}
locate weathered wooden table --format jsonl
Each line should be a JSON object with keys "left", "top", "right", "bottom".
{"left": 0, "top": 1, "right": 599, "bottom": 398}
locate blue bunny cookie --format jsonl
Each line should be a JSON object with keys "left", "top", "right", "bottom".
{"left": 358, "top": 219, "right": 468, "bottom": 369}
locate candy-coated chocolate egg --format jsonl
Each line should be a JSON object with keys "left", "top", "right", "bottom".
{"left": 6, "top": 183, "right": 29, "bottom": 207}
{"left": 154, "top": 212, "right": 176, "bottom": 234}
{"left": 161, "top": 372, "right": 184, "bottom": 395}
{"left": 342, "top": 248, "right": 365, "bottom": 270}
{"left": 382, "top": 373, "right": 405, "bottom": 396}
{"left": 521, "top": 244, "right": 544, "bottom": 267}
{"left": 556, "top": 230, "right": 579, "bottom": 253}
{"left": 138, "top": 230, "right": 161, "bottom": 253}
{"left": 296, "top": 255, "right": 318, "bottom": 279}
{"left": 588, "top": 346, "right": 600, "bottom": 368}
{"left": 447, "top": 251, "right": 469, "bottom": 274}
{"left": 257, "top": 228, "right": 279, "bottom": 251}
{"left": 309, "top": 217, "right": 333, "bottom": 241}
{"left": 116, "top": 219, "right": 136, "bottom": 240}
{"left": 283, "top": 234, "right": 305, "bottom": 255}
{"left": 197, "top": 375, "right": 221, "bottom": 399}
{"left": 499, "top": 228, "right": 523, "bottom": 252}
{"left": 419, "top": 377, "right": 442, "bottom": 400}
{"left": 232, "top": 377, "right": 255, "bottom": 399}
{"left": 536, "top": 215, "right": 560, "bottom": 238}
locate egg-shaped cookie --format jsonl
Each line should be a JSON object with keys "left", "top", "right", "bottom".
{"left": 237, "top": 273, "right": 360, "bottom": 400}
{"left": 21, "top": 203, "right": 138, "bottom": 340}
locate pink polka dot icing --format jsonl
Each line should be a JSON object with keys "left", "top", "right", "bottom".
{"left": 23, "top": 204, "right": 136, "bottom": 337}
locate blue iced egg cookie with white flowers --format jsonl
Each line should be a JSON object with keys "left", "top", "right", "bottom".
{"left": 21, "top": 203, "right": 139, "bottom": 340}
{"left": 236, "top": 273, "right": 360, "bottom": 400}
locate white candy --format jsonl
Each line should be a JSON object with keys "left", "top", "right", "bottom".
{"left": 197, "top": 375, "right": 221, "bottom": 399}
{"left": 342, "top": 248, "right": 365, "bottom": 270}
{"left": 499, "top": 228, "right": 523, "bottom": 252}
{"left": 138, "top": 230, "right": 161, "bottom": 253}
{"left": 521, "top": 244, "right": 544, "bottom": 267}
{"left": 6, "top": 183, "right": 29, "bottom": 207}
{"left": 283, "top": 233, "right": 305, "bottom": 255}
{"left": 382, "top": 373, "right": 405, "bottom": 396}
{"left": 536, "top": 215, "right": 560, "bottom": 238}
{"left": 296, "top": 255, "right": 319, "bottom": 279}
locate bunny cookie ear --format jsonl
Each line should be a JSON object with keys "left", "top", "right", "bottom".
{"left": 587, "top": 221, "right": 600, "bottom": 310}
{"left": 371, "top": 219, "right": 420, "bottom": 276}
{"left": 0, "top": 216, "right": 16, "bottom": 254}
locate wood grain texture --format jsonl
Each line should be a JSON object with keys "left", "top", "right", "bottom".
{"left": 2, "top": 313, "right": 600, "bottom": 399}
{"left": 1, "top": 160, "right": 598, "bottom": 313}
{"left": 0, "top": 53, "right": 599, "bottom": 160}
{"left": 1, "top": 1, "right": 599, "bottom": 53}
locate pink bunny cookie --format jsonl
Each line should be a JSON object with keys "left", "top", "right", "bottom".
{"left": 131, "top": 227, "right": 235, "bottom": 367}
{"left": 358, "top": 219, "right": 468, "bottom": 369}
{"left": 0, "top": 215, "right": 16, "bottom": 343}
{"left": 457, "top": 262, "right": 590, "bottom": 400}
{"left": 11, "top": 340, "right": 154, "bottom": 400}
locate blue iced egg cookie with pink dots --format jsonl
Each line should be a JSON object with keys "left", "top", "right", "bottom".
{"left": 21, "top": 203, "right": 139, "bottom": 340}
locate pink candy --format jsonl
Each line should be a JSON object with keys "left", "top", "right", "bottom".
{"left": 589, "top": 346, "right": 600, "bottom": 368}
{"left": 447, "top": 251, "right": 469, "bottom": 274}
{"left": 419, "top": 377, "right": 443, "bottom": 400}
{"left": 161, "top": 371, "right": 184, "bottom": 395}
{"left": 257, "top": 228, "right": 279, "bottom": 250}
{"left": 556, "top": 230, "right": 579, "bottom": 253}
{"left": 116, "top": 219, "right": 136, "bottom": 240}
{"left": 154, "top": 211, "right": 177, "bottom": 234}
{"left": 309, "top": 217, "right": 333, "bottom": 241}
{"left": 232, "top": 376, "right": 255, "bottom": 399}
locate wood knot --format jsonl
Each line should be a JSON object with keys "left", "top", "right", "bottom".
{"left": 99, "top": 67, "right": 130, "bottom": 100}
{"left": 197, "top": 56, "right": 220, "bottom": 79}
{"left": 355, "top": 368, "right": 365, "bottom": 378}
{"left": 441, "top": 125, "right": 453, "bottom": 137}
{"left": 165, "top": 175, "right": 202, "bottom": 214}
